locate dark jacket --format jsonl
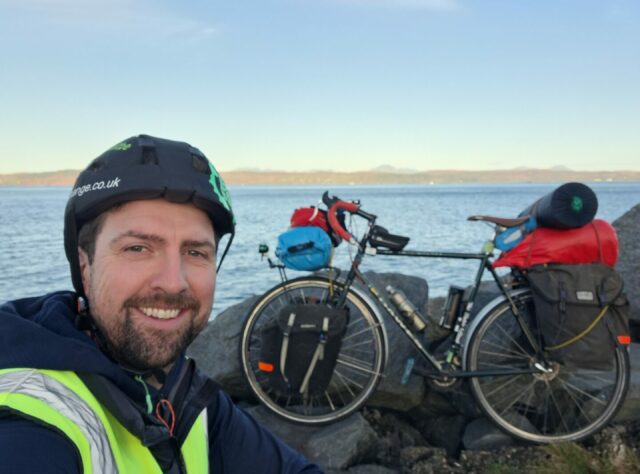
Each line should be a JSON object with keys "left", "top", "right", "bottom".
{"left": 0, "top": 292, "right": 321, "bottom": 473}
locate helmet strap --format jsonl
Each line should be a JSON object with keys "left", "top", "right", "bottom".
{"left": 216, "top": 232, "right": 235, "bottom": 273}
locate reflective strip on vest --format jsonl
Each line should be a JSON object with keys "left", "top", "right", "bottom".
{"left": 0, "top": 369, "right": 118, "bottom": 473}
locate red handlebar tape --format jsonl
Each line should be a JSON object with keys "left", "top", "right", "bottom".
{"left": 328, "top": 201, "right": 359, "bottom": 242}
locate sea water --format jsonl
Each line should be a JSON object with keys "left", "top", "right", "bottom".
{"left": 1, "top": 183, "right": 638, "bottom": 315}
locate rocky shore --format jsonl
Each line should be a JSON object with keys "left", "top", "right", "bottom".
{"left": 189, "top": 203, "right": 640, "bottom": 473}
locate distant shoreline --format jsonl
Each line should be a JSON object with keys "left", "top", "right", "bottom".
{"left": 1, "top": 168, "right": 640, "bottom": 187}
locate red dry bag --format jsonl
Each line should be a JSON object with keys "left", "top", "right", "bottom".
{"left": 493, "top": 219, "right": 618, "bottom": 269}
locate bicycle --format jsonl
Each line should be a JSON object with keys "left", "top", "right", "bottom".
{"left": 240, "top": 191, "right": 630, "bottom": 443}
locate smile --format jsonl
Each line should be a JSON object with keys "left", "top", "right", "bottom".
{"left": 139, "top": 307, "right": 182, "bottom": 320}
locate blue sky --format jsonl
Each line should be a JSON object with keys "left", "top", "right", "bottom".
{"left": 0, "top": 0, "right": 638, "bottom": 173}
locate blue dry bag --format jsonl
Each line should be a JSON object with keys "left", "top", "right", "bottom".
{"left": 276, "top": 227, "right": 333, "bottom": 271}
{"left": 495, "top": 215, "right": 537, "bottom": 252}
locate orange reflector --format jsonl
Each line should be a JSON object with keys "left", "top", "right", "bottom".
{"left": 258, "top": 361, "right": 275, "bottom": 372}
{"left": 618, "top": 335, "right": 631, "bottom": 345}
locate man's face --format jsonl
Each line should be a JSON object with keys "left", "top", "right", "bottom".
{"left": 79, "top": 199, "right": 217, "bottom": 372}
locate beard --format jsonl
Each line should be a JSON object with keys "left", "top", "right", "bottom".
{"left": 91, "top": 292, "right": 205, "bottom": 372}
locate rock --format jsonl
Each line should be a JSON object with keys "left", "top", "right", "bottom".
{"left": 188, "top": 295, "right": 260, "bottom": 398}
{"left": 305, "top": 413, "right": 378, "bottom": 470}
{"left": 243, "top": 405, "right": 318, "bottom": 452}
{"left": 326, "top": 466, "right": 399, "bottom": 474}
{"left": 357, "top": 272, "right": 429, "bottom": 411}
{"left": 458, "top": 445, "right": 549, "bottom": 473}
{"left": 613, "top": 204, "right": 640, "bottom": 334}
{"left": 409, "top": 390, "right": 459, "bottom": 419}
{"left": 462, "top": 417, "right": 516, "bottom": 451}
{"left": 615, "top": 342, "right": 640, "bottom": 422}
{"left": 399, "top": 446, "right": 452, "bottom": 474}
{"left": 346, "top": 465, "right": 399, "bottom": 474}
{"left": 414, "top": 414, "right": 467, "bottom": 457}
{"left": 363, "top": 409, "right": 428, "bottom": 467}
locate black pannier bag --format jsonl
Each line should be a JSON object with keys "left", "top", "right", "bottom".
{"left": 258, "top": 304, "right": 349, "bottom": 396}
{"left": 525, "top": 263, "right": 630, "bottom": 370}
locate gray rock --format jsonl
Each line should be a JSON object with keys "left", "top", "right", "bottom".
{"left": 462, "top": 417, "right": 516, "bottom": 451}
{"left": 414, "top": 414, "right": 467, "bottom": 456}
{"left": 243, "top": 405, "right": 318, "bottom": 452}
{"left": 359, "top": 272, "right": 428, "bottom": 411}
{"left": 364, "top": 409, "right": 428, "bottom": 466}
{"left": 346, "top": 465, "right": 399, "bottom": 474}
{"left": 305, "top": 413, "right": 378, "bottom": 470}
{"left": 409, "top": 390, "right": 459, "bottom": 419}
{"left": 326, "top": 466, "right": 399, "bottom": 474}
{"left": 188, "top": 295, "right": 259, "bottom": 398}
{"left": 613, "top": 204, "right": 640, "bottom": 329}
{"left": 615, "top": 342, "right": 640, "bottom": 422}
{"left": 399, "top": 446, "right": 451, "bottom": 474}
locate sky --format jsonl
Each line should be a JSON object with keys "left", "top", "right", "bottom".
{"left": 0, "top": 0, "right": 638, "bottom": 174}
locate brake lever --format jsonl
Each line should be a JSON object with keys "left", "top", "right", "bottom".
{"left": 321, "top": 190, "right": 336, "bottom": 208}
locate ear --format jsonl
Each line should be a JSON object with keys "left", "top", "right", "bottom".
{"left": 78, "top": 248, "right": 91, "bottom": 297}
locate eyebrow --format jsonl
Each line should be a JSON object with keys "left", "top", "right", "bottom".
{"left": 110, "top": 231, "right": 216, "bottom": 252}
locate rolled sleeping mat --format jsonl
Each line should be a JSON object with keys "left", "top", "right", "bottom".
{"left": 519, "top": 182, "right": 598, "bottom": 229}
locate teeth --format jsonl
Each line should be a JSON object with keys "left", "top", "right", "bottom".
{"left": 139, "top": 307, "right": 181, "bottom": 320}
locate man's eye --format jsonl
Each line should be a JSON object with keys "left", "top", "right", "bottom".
{"left": 125, "top": 245, "right": 146, "bottom": 253}
{"left": 188, "top": 249, "right": 208, "bottom": 259}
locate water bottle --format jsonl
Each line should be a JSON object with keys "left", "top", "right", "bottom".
{"left": 386, "top": 285, "right": 427, "bottom": 332}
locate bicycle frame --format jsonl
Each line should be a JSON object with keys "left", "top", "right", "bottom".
{"left": 286, "top": 213, "right": 547, "bottom": 381}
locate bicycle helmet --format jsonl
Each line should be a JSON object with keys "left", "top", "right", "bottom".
{"left": 64, "top": 134, "right": 236, "bottom": 297}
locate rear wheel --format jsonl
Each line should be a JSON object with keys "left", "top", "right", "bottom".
{"left": 240, "top": 276, "right": 386, "bottom": 424}
{"left": 467, "top": 290, "right": 630, "bottom": 443}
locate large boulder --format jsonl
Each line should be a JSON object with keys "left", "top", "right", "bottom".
{"left": 188, "top": 295, "right": 259, "bottom": 398}
{"left": 358, "top": 271, "right": 429, "bottom": 411}
{"left": 613, "top": 204, "right": 640, "bottom": 332}
{"left": 615, "top": 342, "right": 640, "bottom": 422}
{"left": 305, "top": 413, "right": 379, "bottom": 470}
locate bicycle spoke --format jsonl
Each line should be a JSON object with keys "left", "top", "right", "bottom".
{"left": 554, "top": 377, "right": 610, "bottom": 406}
{"left": 334, "top": 368, "right": 365, "bottom": 392}
{"left": 553, "top": 378, "right": 598, "bottom": 425}
{"left": 495, "top": 379, "right": 540, "bottom": 417}
{"left": 494, "top": 320, "right": 530, "bottom": 357}
{"left": 467, "top": 292, "right": 628, "bottom": 442}
{"left": 324, "top": 391, "right": 336, "bottom": 411}
{"left": 341, "top": 339, "right": 376, "bottom": 351}
{"left": 336, "top": 357, "right": 380, "bottom": 376}
{"left": 342, "top": 325, "right": 381, "bottom": 342}
{"left": 479, "top": 338, "right": 533, "bottom": 360}
{"left": 545, "top": 380, "right": 571, "bottom": 434}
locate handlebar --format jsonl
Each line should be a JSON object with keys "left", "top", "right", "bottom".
{"left": 321, "top": 191, "right": 377, "bottom": 244}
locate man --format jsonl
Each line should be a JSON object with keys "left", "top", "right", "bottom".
{"left": 0, "top": 135, "right": 321, "bottom": 473}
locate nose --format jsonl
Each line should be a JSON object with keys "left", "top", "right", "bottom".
{"left": 150, "top": 252, "right": 189, "bottom": 294}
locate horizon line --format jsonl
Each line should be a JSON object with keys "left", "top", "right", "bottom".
{"left": 3, "top": 166, "right": 640, "bottom": 176}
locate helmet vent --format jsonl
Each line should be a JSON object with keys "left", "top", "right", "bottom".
{"left": 87, "top": 158, "right": 105, "bottom": 172}
{"left": 192, "top": 154, "right": 211, "bottom": 175}
{"left": 141, "top": 147, "right": 159, "bottom": 165}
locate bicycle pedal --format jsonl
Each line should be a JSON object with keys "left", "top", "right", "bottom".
{"left": 400, "top": 358, "right": 415, "bottom": 385}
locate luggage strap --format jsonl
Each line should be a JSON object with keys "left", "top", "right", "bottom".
{"left": 545, "top": 305, "right": 609, "bottom": 351}
{"left": 280, "top": 312, "right": 297, "bottom": 384}
{"left": 279, "top": 312, "right": 331, "bottom": 393}
{"left": 299, "top": 316, "right": 330, "bottom": 395}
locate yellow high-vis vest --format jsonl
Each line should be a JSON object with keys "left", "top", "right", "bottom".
{"left": 0, "top": 368, "right": 208, "bottom": 473}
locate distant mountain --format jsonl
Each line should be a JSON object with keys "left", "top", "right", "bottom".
{"left": 1, "top": 168, "right": 639, "bottom": 187}
{"left": 0, "top": 169, "right": 79, "bottom": 186}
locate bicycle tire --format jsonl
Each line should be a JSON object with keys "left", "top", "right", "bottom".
{"left": 466, "top": 289, "right": 630, "bottom": 443}
{"left": 240, "top": 276, "right": 386, "bottom": 424}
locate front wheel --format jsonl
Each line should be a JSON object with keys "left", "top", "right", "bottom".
{"left": 240, "top": 276, "right": 386, "bottom": 424}
{"left": 466, "top": 290, "right": 630, "bottom": 443}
